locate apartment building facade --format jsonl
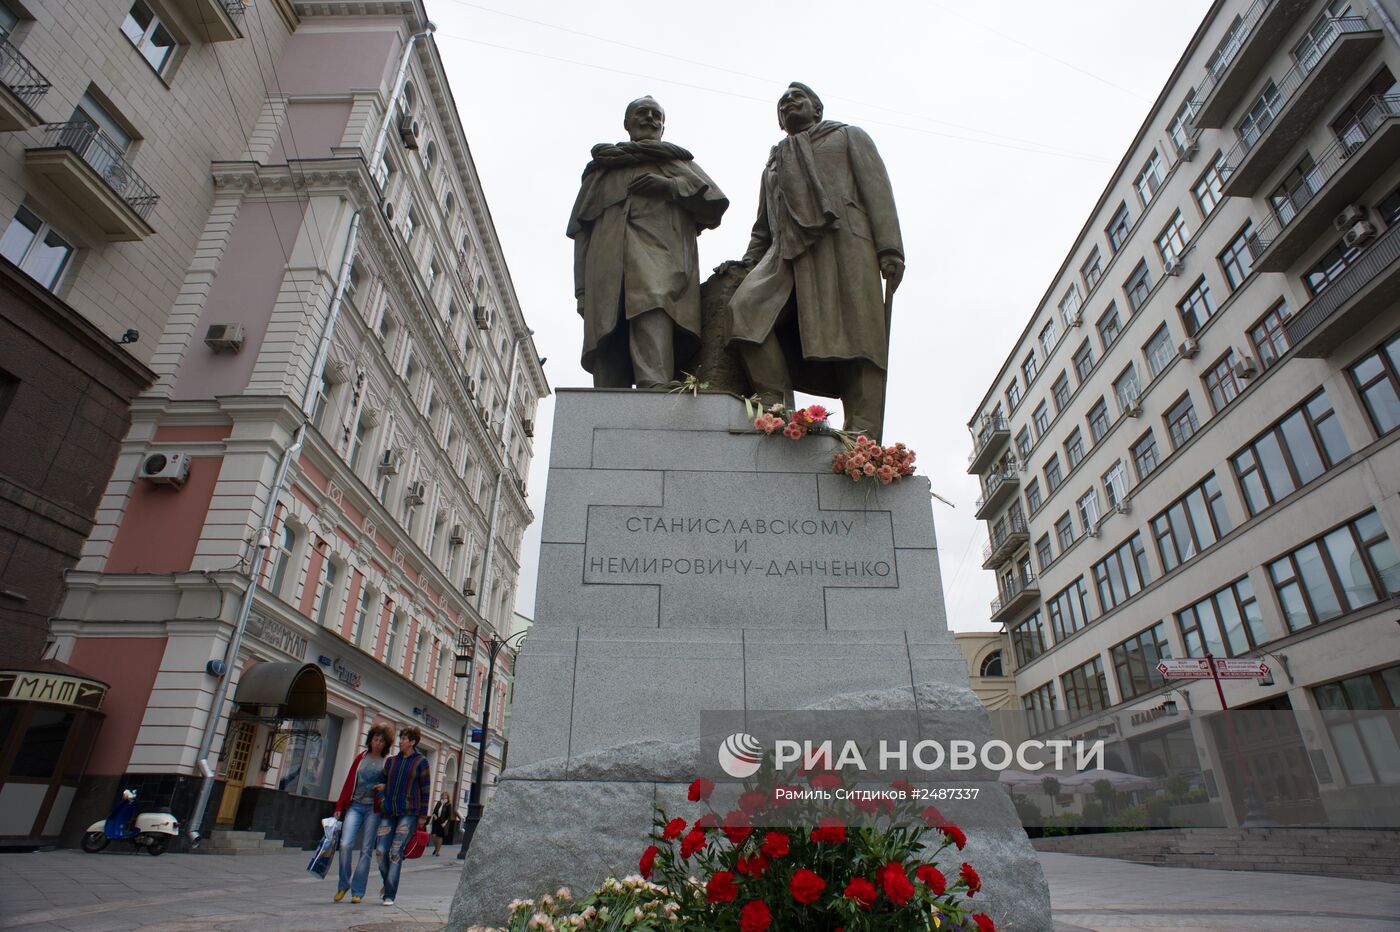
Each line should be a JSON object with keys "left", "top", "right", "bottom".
{"left": 968, "top": 0, "right": 1400, "bottom": 828}
{"left": 2, "top": 0, "right": 548, "bottom": 847}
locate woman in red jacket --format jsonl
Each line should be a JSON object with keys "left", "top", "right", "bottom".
{"left": 331, "top": 723, "right": 393, "bottom": 903}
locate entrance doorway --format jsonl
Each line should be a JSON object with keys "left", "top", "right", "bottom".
{"left": 215, "top": 721, "right": 255, "bottom": 826}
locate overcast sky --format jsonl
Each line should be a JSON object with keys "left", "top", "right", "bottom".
{"left": 427, "top": 0, "right": 1214, "bottom": 631}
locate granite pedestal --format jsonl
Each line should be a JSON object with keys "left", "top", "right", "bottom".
{"left": 451, "top": 389, "right": 1052, "bottom": 930}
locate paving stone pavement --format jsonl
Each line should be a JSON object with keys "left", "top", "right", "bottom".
{"left": 4, "top": 847, "right": 1400, "bottom": 930}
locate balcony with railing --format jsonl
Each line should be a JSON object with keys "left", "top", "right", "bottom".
{"left": 1188, "top": 0, "right": 1316, "bottom": 130}
{"left": 174, "top": 0, "right": 248, "bottom": 42}
{"left": 26, "top": 122, "right": 159, "bottom": 241}
{"left": 1285, "top": 215, "right": 1400, "bottom": 358}
{"left": 974, "top": 465, "right": 1020, "bottom": 521}
{"left": 1220, "top": 15, "right": 1382, "bottom": 196}
{"left": 981, "top": 513, "right": 1030, "bottom": 570}
{"left": 966, "top": 414, "right": 1010, "bottom": 475}
{"left": 0, "top": 36, "right": 49, "bottom": 131}
{"left": 1246, "top": 94, "right": 1400, "bottom": 272}
{"left": 990, "top": 572, "right": 1040, "bottom": 625}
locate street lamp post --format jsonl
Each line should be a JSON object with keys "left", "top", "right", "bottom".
{"left": 457, "top": 628, "right": 526, "bottom": 858}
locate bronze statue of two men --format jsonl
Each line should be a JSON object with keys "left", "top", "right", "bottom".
{"left": 567, "top": 84, "right": 904, "bottom": 439}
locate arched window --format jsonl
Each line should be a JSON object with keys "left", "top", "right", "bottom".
{"left": 980, "top": 650, "right": 1005, "bottom": 678}
{"left": 424, "top": 139, "right": 437, "bottom": 171}
{"left": 443, "top": 190, "right": 454, "bottom": 215}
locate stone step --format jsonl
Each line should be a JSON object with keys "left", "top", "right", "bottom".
{"left": 208, "top": 830, "right": 267, "bottom": 847}
{"left": 191, "top": 845, "right": 288, "bottom": 856}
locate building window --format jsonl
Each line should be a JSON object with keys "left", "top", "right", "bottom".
{"left": 314, "top": 558, "right": 340, "bottom": 627}
{"left": 1024, "top": 681, "right": 1059, "bottom": 735}
{"left": 1312, "top": 665, "right": 1400, "bottom": 785}
{"left": 1203, "top": 351, "right": 1241, "bottom": 412}
{"left": 1044, "top": 454, "right": 1063, "bottom": 492}
{"left": 1082, "top": 248, "right": 1103, "bottom": 290}
{"left": 1106, "top": 202, "right": 1132, "bottom": 253}
{"left": 1059, "top": 286, "right": 1083, "bottom": 328}
{"left": 1177, "top": 278, "right": 1215, "bottom": 336}
{"left": 1077, "top": 487, "right": 1101, "bottom": 532}
{"left": 1113, "top": 365, "right": 1141, "bottom": 413}
{"left": 1036, "top": 534, "right": 1054, "bottom": 571}
{"left": 1062, "top": 656, "right": 1110, "bottom": 721}
{"left": 1088, "top": 398, "right": 1111, "bottom": 443}
{"left": 1295, "top": 0, "right": 1355, "bottom": 72}
{"left": 1022, "top": 349, "right": 1040, "bottom": 385}
{"left": 1132, "top": 430, "right": 1160, "bottom": 481}
{"left": 1151, "top": 472, "right": 1232, "bottom": 572}
{"left": 1097, "top": 304, "right": 1122, "bottom": 349}
{"left": 1033, "top": 401, "right": 1050, "bottom": 438}
{"left": 1378, "top": 183, "right": 1400, "bottom": 227}
{"left": 1304, "top": 237, "right": 1361, "bottom": 297}
{"left": 409, "top": 631, "right": 424, "bottom": 682}
{"left": 1175, "top": 576, "right": 1265, "bottom": 658}
{"left": 1156, "top": 211, "right": 1190, "bottom": 262}
{"left": 1048, "top": 576, "right": 1095, "bottom": 642}
{"left": 121, "top": 1, "right": 177, "bottom": 74}
{"left": 1269, "top": 153, "right": 1323, "bottom": 227}
{"left": 1064, "top": 428, "right": 1085, "bottom": 469}
{"left": 1207, "top": 14, "right": 1247, "bottom": 77}
{"left": 1231, "top": 389, "right": 1350, "bottom": 515}
{"left": 1055, "top": 512, "right": 1075, "bottom": 552}
{"left": 1124, "top": 260, "right": 1152, "bottom": 312}
{"left": 1012, "top": 613, "right": 1049, "bottom": 668}
{"left": 1269, "top": 510, "right": 1400, "bottom": 631}
{"left": 402, "top": 205, "right": 418, "bottom": 244}
{"left": 1348, "top": 332, "right": 1400, "bottom": 436}
{"left": 0, "top": 207, "right": 74, "bottom": 291}
{"left": 1040, "top": 319, "right": 1059, "bottom": 358}
{"left": 1250, "top": 300, "right": 1293, "bottom": 368}
{"left": 1165, "top": 393, "right": 1199, "bottom": 449}
{"left": 350, "top": 586, "right": 374, "bottom": 646}
{"left": 1093, "top": 532, "right": 1152, "bottom": 612}
{"left": 1238, "top": 81, "right": 1282, "bottom": 148}
{"left": 384, "top": 611, "right": 402, "bottom": 666}
{"left": 1015, "top": 426, "right": 1033, "bottom": 460}
{"left": 1006, "top": 379, "right": 1022, "bottom": 412}
{"left": 1168, "top": 96, "right": 1195, "bottom": 154}
{"left": 267, "top": 525, "right": 297, "bottom": 598}
{"left": 1052, "top": 372, "right": 1071, "bottom": 413}
{"left": 1193, "top": 155, "right": 1227, "bottom": 217}
{"left": 1112, "top": 622, "right": 1173, "bottom": 702}
{"left": 1025, "top": 478, "right": 1043, "bottom": 513}
{"left": 1073, "top": 339, "right": 1095, "bottom": 383}
{"left": 1102, "top": 459, "right": 1129, "bottom": 508}
{"left": 1144, "top": 325, "right": 1174, "bottom": 378}
{"left": 1219, "top": 223, "right": 1256, "bottom": 291}
{"left": 980, "top": 651, "right": 1005, "bottom": 678}
{"left": 1135, "top": 150, "right": 1167, "bottom": 206}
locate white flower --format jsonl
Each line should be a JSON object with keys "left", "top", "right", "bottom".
{"left": 526, "top": 913, "right": 554, "bottom": 931}
{"left": 555, "top": 887, "right": 572, "bottom": 901}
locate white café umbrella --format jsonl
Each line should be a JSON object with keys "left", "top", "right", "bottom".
{"left": 1060, "top": 768, "right": 1156, "bottom": 793}
{"left": 997, "top": 769, "right": 1052, "bottom": 792}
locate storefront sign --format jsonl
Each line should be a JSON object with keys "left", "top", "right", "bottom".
{"left": 0, "top": 670, "right": 107, "bottom": 710}
{"left": 248, "top": 613, "right": 309, "bottom": 658}
{"left": 317, "top": 655, "right": 362, "bottom": 689}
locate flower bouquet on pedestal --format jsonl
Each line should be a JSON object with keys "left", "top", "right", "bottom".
{"left": 746, "top": 400, "right": 918, "bottom": 487}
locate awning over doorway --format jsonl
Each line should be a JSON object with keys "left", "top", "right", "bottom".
{"left": 232, "top": 662, "right": 326, "bottom": 720}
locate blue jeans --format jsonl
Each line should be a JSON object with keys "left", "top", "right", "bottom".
{"left": 376, "top": 814, "right": 417, "bottom": 900}
{"left": 337, "top": 802, "right": 380, "bottom": 897}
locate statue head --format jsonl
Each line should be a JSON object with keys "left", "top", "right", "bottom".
{"left": 778, "top": 83, "right": 822, "bottom": 134}
{"left": 624, "top": 96, "right": 665, "bottom": 142}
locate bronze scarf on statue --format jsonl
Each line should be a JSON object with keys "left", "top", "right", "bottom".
{"left": 769, "top": 120, "right": 845, "bottom": 261}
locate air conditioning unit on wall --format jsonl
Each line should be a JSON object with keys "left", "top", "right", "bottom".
{"left": 1179, "top": 337, "right": 1200, "bottom": 359}
{"left": 138, "top": 451, "right": 191, "bottom": 487}
{"left": 204, "top": 323, "right": 244, "bottom": 353}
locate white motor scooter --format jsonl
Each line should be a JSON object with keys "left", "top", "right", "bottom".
{"left": 81, "top": 789, "right": 181, "bottom": 856}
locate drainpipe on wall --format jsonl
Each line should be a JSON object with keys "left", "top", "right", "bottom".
{"left": 473, "top": 332, "right": 527, "bottom": 626}
{"left": 1369, "top": 1, "right": 1400, "bottom": 47}
{"left": 369, "top": 24, "right": 437, "bottom": 182}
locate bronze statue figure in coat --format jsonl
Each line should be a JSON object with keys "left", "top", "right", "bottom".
{"left": 727, "top": 83, "right": 904, "bottom": 439}
{"left": 568, "top": 97, "right": 729, "bottom": 388}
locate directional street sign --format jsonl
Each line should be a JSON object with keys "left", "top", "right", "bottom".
{"left": 1157, "top": 659, "right": 1211, "bottom": 679}
{"left": 1156, "top": 658, "right": 1270, "bottom": 679}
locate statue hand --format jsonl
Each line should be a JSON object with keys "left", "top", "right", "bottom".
{"left": 576, "top": 294, "right": 585, "bottom": 317}
{"left": 880, "top": 255, "right": 905, "bottom": 294}
{"left": 627, "top": 173, "right": 678, "bottom": 199}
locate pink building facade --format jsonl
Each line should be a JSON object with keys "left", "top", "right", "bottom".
{"left": 42, "top": 1, "right": 547, "bottom": 848}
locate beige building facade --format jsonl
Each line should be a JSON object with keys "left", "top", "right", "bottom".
{"left": 968, "top": 0, "right": 1400, "bottom": 828}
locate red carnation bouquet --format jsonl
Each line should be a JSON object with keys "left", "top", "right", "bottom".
{"left": 475, "top": 765, "right": 997, "bottom": 931}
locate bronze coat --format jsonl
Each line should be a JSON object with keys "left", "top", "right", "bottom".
{"left": 567, "top": 147, "right": 728, "bottom": 374}
{"left": 728, "top": 122, "right": 902, "bottom": 394}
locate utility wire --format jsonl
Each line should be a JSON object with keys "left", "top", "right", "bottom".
{"left": 435, "top": 31, "right": 1112, "bottom": 164}
{"left": 432, "top": 0, "right": 1115, "bottom": 161}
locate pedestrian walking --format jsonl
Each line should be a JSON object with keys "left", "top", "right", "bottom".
{"left": 373, "top": 725, "right": 431, "bottom": 906}
{"left": 429, "top": 790, "right": 456, "bottom": 856}
{"left": 331, "top": 723, "right": 393, "bottom": 903}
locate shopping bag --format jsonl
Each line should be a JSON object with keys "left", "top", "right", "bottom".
{"left": 403, "top": 829, "right": 430, "bottom": 860}
{"left": 307, "top": 816, "right": 341, "bottom": 878}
